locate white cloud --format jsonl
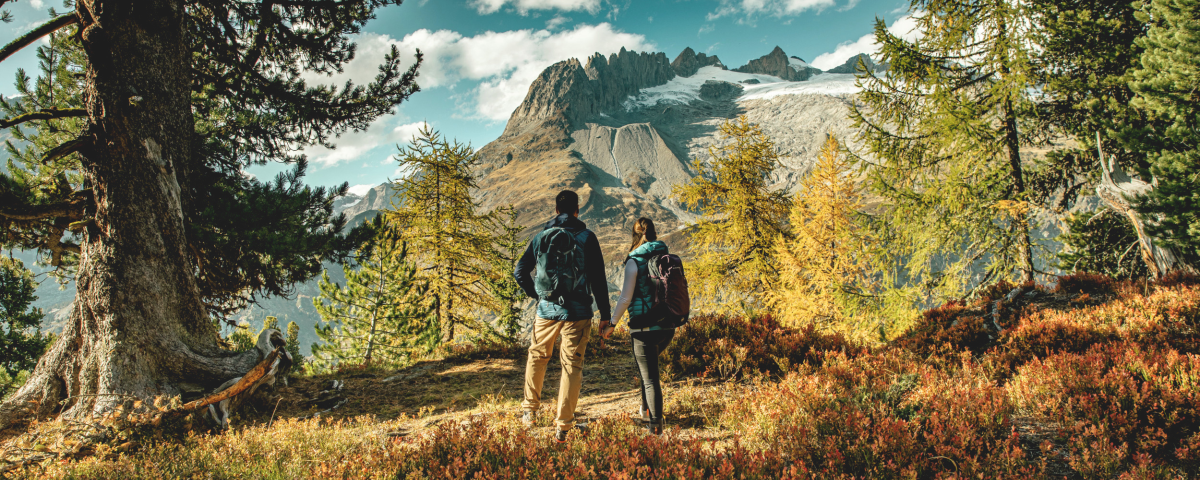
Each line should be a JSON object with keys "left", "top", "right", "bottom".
{"left": 30, "top": 0, "right": 44, "bottom": 9}
{"left": 347, "top": 184, "right": 375, "bottom": 196}
{"left": 707, "top": 0, "right": 838, "bottom": 20}
{"left": 810, "top": 14, "right": 920, "bottom": 70}
{"left": 546, "top": 15, "right": 571, "bottom": 29}
{"left": 300, "top": 119, "right": 428, "bottom": 167}
{"left": 306, "top": 24, "right": 653, "bottom": 123}
{"left": 392, "top": 122, "right": 427, "bottom": 146}
{"left": 471, "top": 0, "right": 600, "bottom": 15}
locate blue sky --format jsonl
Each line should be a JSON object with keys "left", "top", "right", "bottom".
{"left": 0, "top": 0, "right": 912, "bottom": 195}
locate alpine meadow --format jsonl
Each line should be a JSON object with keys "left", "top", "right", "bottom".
{"left": 0, "top": 0, "right": 1198, "bottom": 478}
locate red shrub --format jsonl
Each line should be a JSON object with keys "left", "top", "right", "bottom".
{"left": 723, "top": 351, "right": 1038, "bottom": 478}
{"left": 991, "top": 315, "right": 1117, "bottom": 375}
{"left": 396, "top": 416, "right": 806, "bottom": 479}
{"left": 1010, "top": 342, "right": 1200, "bottom": 476}
{"left": 1157, "top": 270, "right": 1200, "bottom": 289}
{"left": 894, "top": 302, "right": 994, "bottom": 357}
{"left": 1053, "top": 273, "right": 1117, "bottom": 295}
{"left": 662, "top": 314, "right": 866, "bottom": 379}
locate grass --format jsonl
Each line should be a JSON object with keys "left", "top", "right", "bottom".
{"left": 11, "top": 273, "right": 1200, "bottom": 479}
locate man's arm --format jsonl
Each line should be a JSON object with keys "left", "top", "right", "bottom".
{"left": 583, "top": 232, "right": 612, "bottom": 321}
{"left": 514, "top": 239, "right": 539, "bottom": 300}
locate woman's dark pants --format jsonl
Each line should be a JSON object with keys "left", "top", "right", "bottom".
{"left": 631, "top": 329, "right": 676, "bottom": 432}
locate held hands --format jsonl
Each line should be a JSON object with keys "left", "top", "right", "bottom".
{"left": 599, "top": 319, "right": 615, "bottom": 339}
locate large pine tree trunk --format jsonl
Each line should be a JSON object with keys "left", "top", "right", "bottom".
{"left": 0, "top": 0, "right": 262, "bottom": 429}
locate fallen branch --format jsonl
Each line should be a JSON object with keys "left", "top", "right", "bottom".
{"left": 177, "top": 346, "right": 282, "bottom": 412}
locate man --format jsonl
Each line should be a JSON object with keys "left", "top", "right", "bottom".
{"left": 514, "top": 190, "right": 612, "bottom": 442}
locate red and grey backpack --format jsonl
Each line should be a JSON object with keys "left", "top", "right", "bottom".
{"left": 629, "top": 253, "right": 691, "bottom": 328}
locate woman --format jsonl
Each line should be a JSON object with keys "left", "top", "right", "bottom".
{"left": 601, "top": 217, "right": 675, "bottom": 435}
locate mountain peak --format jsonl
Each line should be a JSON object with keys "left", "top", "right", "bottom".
{"left": 671, "top": 47, "right": 726, "bottom": 77}
{"left": 825, "top": 53, "right": 885, "bottom": 74}
{"left": 734, "top": 46, "right": 819, "bottom": 81}
{"left": 502, "top": 49, "right": 675, "bottom": 136}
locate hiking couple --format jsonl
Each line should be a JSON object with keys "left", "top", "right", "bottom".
{"left": 514, "top": 190, "right": 689, "bottom": 442}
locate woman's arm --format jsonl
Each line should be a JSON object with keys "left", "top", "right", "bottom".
{"left": 610, "top": 258, "right": 638, "bottom": 326}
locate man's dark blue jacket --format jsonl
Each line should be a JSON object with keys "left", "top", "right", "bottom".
{"left": 514, "top": 213, "right": 612, "bottom": 321}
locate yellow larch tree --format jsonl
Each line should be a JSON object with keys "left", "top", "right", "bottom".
{"left": 673, "top": 116, "right": 791, "bottom": 312}
{"left": 387, "top": 125, "right": 495, "bottom": 344}
{"left": 771, "top": 135, "right": 880, "bottom": 336}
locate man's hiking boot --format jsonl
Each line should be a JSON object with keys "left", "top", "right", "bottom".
{"left": 554, "top": 424, "right": 589, "bottom": 443}
{"left": 521, "top": 411, "right": 535, "bottom": 427}
{"left": 646, "top": 420, "right": 663, "bottom": 436}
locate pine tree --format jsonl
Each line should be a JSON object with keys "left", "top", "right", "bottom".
{"left": 770, "top": 136, "right": 881, "bottom": 335}
{"left": 1127, "top": 0, "right": 1200, "bottom": 264}
{"left": 673, "top": 116, "right": 791, "bottom": 311}
{"left": 0, "top": 0, "right": 420, "bottom": 425}
{"left": 312, "top": 220, "right": 435, "bottom": 370}
{"left": 1032, "top": 0, "right": 1146, "bottom": 180}
{"left": 0, "top": 14, "right": 87, "bottom": 275}
{"left": 483, "top": 206, "right": 528, "bottom": 342}
{"left": 388, "top": 125, "right": 495, "bottom": 343}
{"left": 285, "top": 321, "right": 303, "bottom": 369}
{"left": 850, "top": 0, "right": 1051, "bottom": 299}
{"left": 1032, "top": 0, "right": 1177, "bottom": 278}
{"left": 0, "top": 258, "right": 51, "bottom": 394}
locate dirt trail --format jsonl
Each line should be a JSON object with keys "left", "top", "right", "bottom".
{"left": 245, "top": 333, "right": 704, "bottom": 435}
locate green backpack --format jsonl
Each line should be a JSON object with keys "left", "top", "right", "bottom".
{"left": 534, "top": 227, "right": 589, "bottom": 306}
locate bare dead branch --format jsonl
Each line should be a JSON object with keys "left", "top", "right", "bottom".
{"left": 177, "top": 347, "right": 282, "bottom": 412}
{"left": 0, "top": 14, "right": 78, "bottom": 65}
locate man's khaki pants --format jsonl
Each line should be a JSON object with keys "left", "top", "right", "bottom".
{"left": 522, "top": 317, "right": 591, "bottom": 430}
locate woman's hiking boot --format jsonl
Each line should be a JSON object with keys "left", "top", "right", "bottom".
{"left": 631, "top": 407, "right": 650, "bottom": 424}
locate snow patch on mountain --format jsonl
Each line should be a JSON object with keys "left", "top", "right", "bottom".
{"left": 621, "top": 66, "right": 859, "bottom": 110}
{"left": 740, "top": 72, "right": 859, "bottom": 99}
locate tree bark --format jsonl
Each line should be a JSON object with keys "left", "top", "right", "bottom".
{"left": 1004, "top": 103, "right": 1035, "bottom": 284}
{"left": 0, "top": 0, "right": 262, "bottom": 430}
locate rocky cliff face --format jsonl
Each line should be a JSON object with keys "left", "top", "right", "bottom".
{"left": 503, "top": 48, "right": 675, "bottom": 136}
{"left": 671, "top": 47, "right": 726, "bottom": 77}
{"left": 339, "top": 183, "right": 397, "bottom": 228}
{"left": 734, "top": 46, "right": 821, "bottom": 81}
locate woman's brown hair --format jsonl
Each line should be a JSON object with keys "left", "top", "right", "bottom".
{"left": 629, "top": 217, "right": 657, "bottom": 253}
